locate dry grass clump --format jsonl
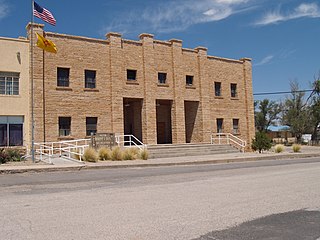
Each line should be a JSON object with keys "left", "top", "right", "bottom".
{"left": 78, "top": 146, "right": 149, "bottom": 162}
{"left": 292, "top": 144, "right": 301, "bottom": 153}
{"left": 123, "top": 148, "right": 135, "bottom": 160}
{"left": 98, "top": 147, "right": 111, "bottom": 161}
{"left": 111, "top": 147, "right": 123, "bottom": 161}
{"left": 139, "top": 148, "right": 149, "bottom": 160}
{"left": 274, "top": 144, "right": 285, "bottom": 153}
{"left": 83, "top": 147, "right": 98, "bottom": 162}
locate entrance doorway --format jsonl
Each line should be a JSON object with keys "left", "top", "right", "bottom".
{"left": 156, "top": 100, "right": 172, "bottom": 144}
{"left": 184, "top": 101, "right": 199, "bottom": 143}
{"left": 123, "top": 98, "right": 143, "bottom": 143}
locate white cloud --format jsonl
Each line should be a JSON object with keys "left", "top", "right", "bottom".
{"left": 102, "top": 0, "right": 254, "bottom": 35}
{"left": 255, "top": 2, "right": 320, "bottom": 26}
{"left": 0, "top": 1, "right": 9, "bottom": 20}
{"left": 254, "top": 55, "right": 274, "bottom": 66}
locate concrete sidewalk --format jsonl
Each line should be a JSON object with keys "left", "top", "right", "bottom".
{"left": 1, "top": 146, "right": 319, "bottom": 174}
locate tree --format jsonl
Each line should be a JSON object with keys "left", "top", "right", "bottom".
{"left": 251, "top": 132, "right": 272, "bottom": 153}
{"left": 309, "top": 94, "right": 320, "bottom": 144}
{"left": 254, "top": 99, "right": 281, "bottom": 132}
{"left": 306, "top": 73, "right": 320, "bottom": 104}
{"left": 281, "top": 81, "right": 312, "bottom": 143}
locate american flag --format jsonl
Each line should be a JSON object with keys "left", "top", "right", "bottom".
{"left": 33, "top": 1, "right": 56, "bottom": 26}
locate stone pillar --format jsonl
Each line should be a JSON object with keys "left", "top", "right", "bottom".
{"left": 196, "top": 46, "right": 211, "bottom": 143}
{"left": 140, "top": 33, "right": 157, "bottom": 145}
{"left": 26, "top": 23, "right": 45, "bottom": 143}
{"left": 170, "top": 39, "right": 186, "bottom": 144}
{"left": 240, "top": 58, "right": 255, "bottom": 151}
{"left": 106, "top": 32, "right": 124, "bottom": 136}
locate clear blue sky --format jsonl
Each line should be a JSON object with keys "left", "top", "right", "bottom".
{"left": 1, "top": 0, "right": 319, "bottom": 101}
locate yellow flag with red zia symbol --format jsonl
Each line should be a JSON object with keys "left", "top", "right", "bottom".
{"left": 36, "top": 33, "right": 57, "bottom": 53}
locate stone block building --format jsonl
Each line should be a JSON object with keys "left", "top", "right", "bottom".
{"left": 1, "top": 23, "right": 255, "bottom": 148}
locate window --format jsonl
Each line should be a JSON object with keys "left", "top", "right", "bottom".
{"left": 86, "top": 117, "right": 97, "bottom": 136}
{"left": 0, "top": 72, "right": 19, "bottom": 95}
{"left": 231, "top": 83, "right": 237, "bottom": 98}
{"left": 233, "top": 119, "right": 239, "bottom": 134}
{"left": 214, "top": 82, "right": 221, "bottom": 96}
{"left": 85, "top": 70, "right": 96, "bottom": 89}
{"left": 186, "top": 75, "right": 193, "bottom": 86}
{"left": 158, "top": 72, "right": 167, "bottom": 84}
{"left": 127, "top": 69, "right": 137, "bottom": 81}
{"left": 57, "top": 68, "right": 70, "bottom": 87}
{"left": 0, "top": 116, "right": 23, "bottom": 146}
{"left": 216, "top": 118, "right": 224, "bottom": 133}
{"left": 59, "top": 117, "right": 71, "bottom": 136}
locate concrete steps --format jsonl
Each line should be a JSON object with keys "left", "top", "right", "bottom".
{"left": 147, "top": 143, "right": 239, "bottom": 159}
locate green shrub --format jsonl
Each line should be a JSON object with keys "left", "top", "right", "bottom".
{"left": 292, "top": 144, "right": 301, "bottom": 153}
{"left": 0, "top": 148, "right": 22, "bottom": 163}
{"left": 83, "top": 147, "right": 98, "bottom": 162}
{"left": 7, "top": 149, "right": 22, "bottom": 161}
{"left": 274, "top": 144, "right": 285, "bottom": 153}
{"left": 111, "top": 147, "right": 123, "bottom": 161}
{"left": 98, "top": 147, "right": 111, "bottom": 161}
{"left": 251, "top": 132, "right": 272, "bottom": 153}
{"left": 139, "top": 148, "right": 149, "bottom": 160}
{"left": 0, "top": 148, "right": 9, "bottom": 164}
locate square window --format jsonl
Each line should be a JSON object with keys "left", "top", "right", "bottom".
{"left": 0, "top": 116, "right": 24, "bottom": 146}
{"left": 217, "top": 118, "right": 224, "bottom": 133}
{"left": 59, "top": 117, "right": 71, "bottom": 136}
{"left": 186, "top": 75, "right": 193, "bottom": 86}
{"left": 0, "top": 72, "right": 20, "bottom": 95}
{"left": 85, "top": 70, "right": 96, "bottom": 89}
{"left": 86, "top": 117, "right": 97, "bottom": 136}
{"left": 57, "top": 68, "right": 70, "bottom": 87}
{"left": 231, "top": 83, "right": 237, "bottom": 98}
{"left": 127, "top": 69, "right": 137, "bottom": 81}
{"left": 233, "top": 119, "right": 239, "bottom": 134}
{"left": 158, "top": 72, "right": 167, "bottom": 84}
{"left": 214, "top": 82, "right": 221, "bottom": 96}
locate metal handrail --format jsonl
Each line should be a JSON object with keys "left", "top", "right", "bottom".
{"left": 34, "top": 139, "right": 90, "bottom": 162}
{"left": 115, "top": 134, "right": 146, "bottom": 150}
{"left": 211, "top": 133, "right": 246, "bottom": 152}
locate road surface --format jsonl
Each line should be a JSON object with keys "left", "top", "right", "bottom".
{"left": 1, "top": 158, "right": 320, "bottom": 240}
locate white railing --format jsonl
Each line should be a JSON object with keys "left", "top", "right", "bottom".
{"left": 34, "top": 139, "right": 90, "bottom": 163}
{"left": 211, "top": 133, "right": 246, "bottom": 152}
{"left": 115, "top": 134, "right": 146, "bottom": 150}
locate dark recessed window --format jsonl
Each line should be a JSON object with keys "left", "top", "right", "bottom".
{"left": 57, "top": 68, "right": 70, "bottom": 87}
{"left": 233, "top": 119, "right": 239, "bottom": 134}
{"left": 86, "top": 117, "right": 97, "bottom": 136}
{"left": 127, "top": 69, "right": 137, "bottom": 81}
{"left": 158, "top": 72, "right": 167, "bottom": 84}
{"left": 0, "top": 72, "right": 19, "bottom": 95}
{"left": 214, "top": 82, "right": 221, "bottom": 96}
{"left": 231, "top": 83, "right": 237, "bottom": 98}
{"left": 59, "top": 117, "right": 71, "bottom": 136}
{"left": 0, "top": 116, "right": 23, "bottom": 146}
{"left": 186, "top": 75, "right": 193, "bottom": 86}
{"left": 217, "top": 118, "right": 224, "bottom": 133}
{"left": 85, "top": 70, "right": 96, "bottom": 89}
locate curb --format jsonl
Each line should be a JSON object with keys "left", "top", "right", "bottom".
{"left": 0, "top": 153, "right": 319, "bottom": 175}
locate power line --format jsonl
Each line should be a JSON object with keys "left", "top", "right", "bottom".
{"left": 253, "top": 89, "right": 313, "bottom": 96}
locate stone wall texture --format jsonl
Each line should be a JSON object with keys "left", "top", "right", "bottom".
{"left": 27, "top": 23, "right": 255, "bottom": 149}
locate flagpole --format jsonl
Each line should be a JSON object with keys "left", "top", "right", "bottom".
{"left": 31, "top": 0, "right": 35, "bottom": 162}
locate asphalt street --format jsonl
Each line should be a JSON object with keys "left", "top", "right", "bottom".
{"left": 1, "top": 158, "right": 320, "bottom": 240}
